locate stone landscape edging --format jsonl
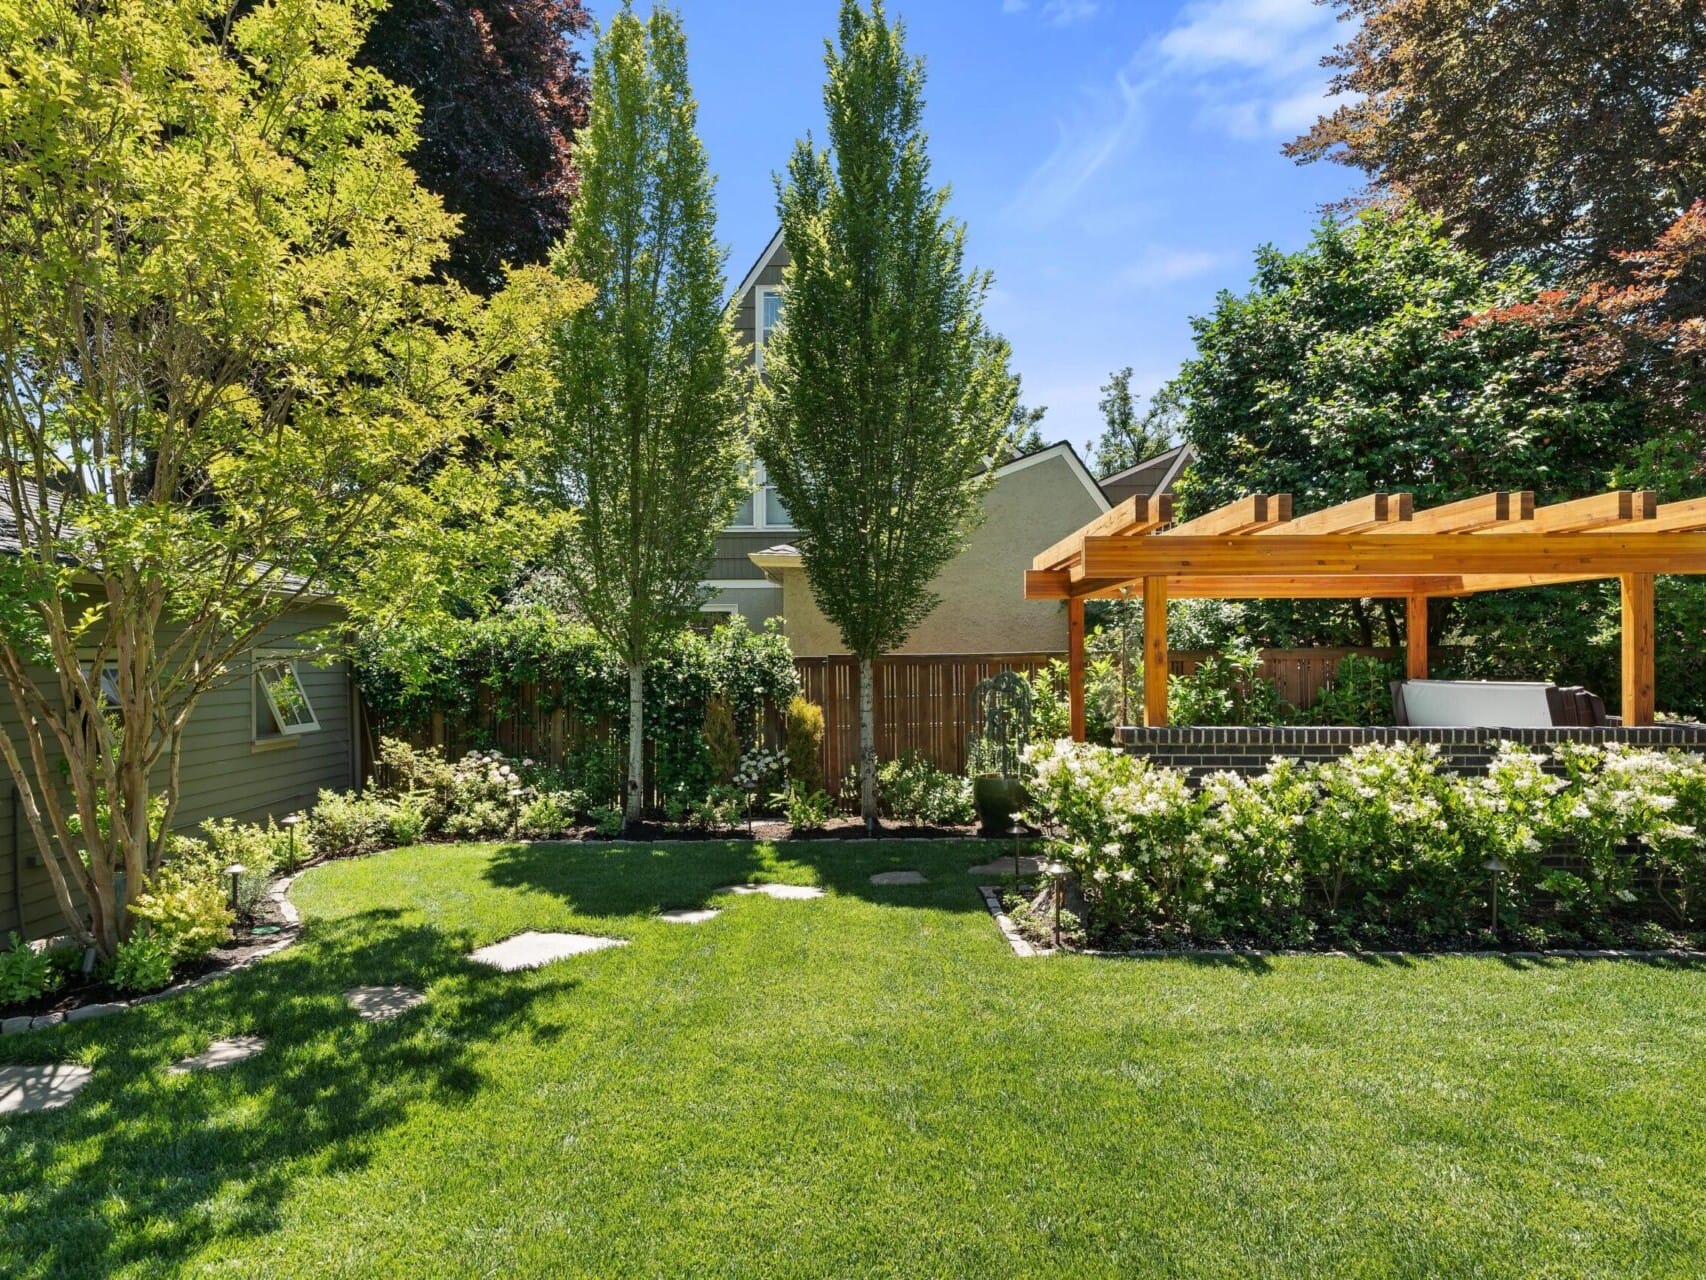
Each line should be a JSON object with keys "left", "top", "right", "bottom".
{"left": 2, "top": 872, "right": 305, "bottom": 1036}
{"left": 975, "top": 884, "right": 1706, "bottom": 963}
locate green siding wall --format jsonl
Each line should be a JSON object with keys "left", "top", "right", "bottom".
{"left": 0, "top": 605, "right": 355, "bottom": 941}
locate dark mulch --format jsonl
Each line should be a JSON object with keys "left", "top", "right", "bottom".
{"left": 3, "top": 889, "right": 299, "bottom": 1022}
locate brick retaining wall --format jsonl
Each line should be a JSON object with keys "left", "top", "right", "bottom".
{"left": 1115, "top": 724, "right": 1706, "bottom": 778}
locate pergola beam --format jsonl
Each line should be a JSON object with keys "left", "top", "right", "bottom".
{"left": 1031, "top": 494, "right": 1173, "bottom": 572}
{"left": 1162, "top": 493, "right": 1292, "bottom": 537}
{"left": 1489, "top": 489, "right": 1656, "bottom": 534}
{"left": 1024, "top": 569, "right": 1471, "bottom": 600}
{"left": 1078, "top": 531, "right": 1706, "bottom": 580}
{"left": 1590, "top": 496, "right": 1706, "bottom": 534}
{"left": 1258, "top": 492, "right": 1411, "bottom": 535}
{"left": 1392, "top": 490, "right": 1534, "bottom": 533}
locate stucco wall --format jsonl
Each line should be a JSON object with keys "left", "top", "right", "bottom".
{"left": 772, "top": 451, "right": 1105, "bottom": 657}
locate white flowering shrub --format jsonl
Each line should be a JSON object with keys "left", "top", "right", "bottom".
{"left": 1553, "top": 744, "right": 1706, "bottom": 924}
{"left": 1196, "top": 759, "right": 1315, "bottom": 930}
{"left": 1025, "top": 735, "right": 1706, "bottom": 948}
{"left": 1024, "top": 740, "right": 1208, "bottom": 930}
{"left": 733, "top": 746, "right": 786, "bottom": 797}
{"left": 1306, "top": 741, "right": 1459, "bottom": 928}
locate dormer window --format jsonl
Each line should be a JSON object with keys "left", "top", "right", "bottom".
{"left": 756, "top": 287, "right": 783, "bottom": 372}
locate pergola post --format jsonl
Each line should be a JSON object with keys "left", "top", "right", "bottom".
{"left": 1067, "top": 596, "right": 1086, "bottom": 742}
{"left": 1405, "top": 596, "right": 1429, "bottom": 680}
{"left": 1621, "top": 572, "right": 1655, "bottom": 726}
{"left": 1142, "top": 575, "right": 1168, "bottom": 727}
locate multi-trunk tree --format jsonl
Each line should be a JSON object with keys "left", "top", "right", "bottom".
{"left": 537, "top": 3, "right": 746, "bottom": 828}
{"left": 0, "top": 0, "right": 579, "bottom": 954}
{"left": 756, "top": 0, "right": 1018, "bottom": 828}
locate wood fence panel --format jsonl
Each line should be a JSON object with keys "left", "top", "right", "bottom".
{"left": 366, "top": 646, "right": 1405, "bottom": 794}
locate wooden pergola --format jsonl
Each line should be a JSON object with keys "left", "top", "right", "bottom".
{"left": 1025, "top": 490, "right": 1706, "bottom": 735}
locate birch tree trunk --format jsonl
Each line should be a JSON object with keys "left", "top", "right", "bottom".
{"left": 859, "top": 654, "right": 877, "bottom": 832}
{"left": 626, "top": 662, "right": 645, "bottom": 827}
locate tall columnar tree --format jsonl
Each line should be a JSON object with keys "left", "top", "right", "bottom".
{"left": 0, "top": 0, "right": 578, "bottom": 954}
{"left": 360, "top": 0, "right": 592, "bottom": 293}
{"left": 539, "top": 3, "right": 746, "bottom": 827}
{"left": 1289, "top": 0, "right": 1706, "bottom": 283}
{"left": 756, "top": 0, "right": 1018, "bottom": 827}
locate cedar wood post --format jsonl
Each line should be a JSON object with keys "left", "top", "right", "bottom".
{"left": 1405, "top": 596, "right": 1429, "bottom": 681}
{"left": 1143, "top": 575, "right": 1168, "bottom": 727}
{"left": 1621, "top": 572, "right": 1655, "bottom": 726}
{"left": 1067, "top": 597, "right": 1086, "bottom": 742}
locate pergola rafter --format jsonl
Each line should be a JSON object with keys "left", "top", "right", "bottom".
{"left": 1026, "top": 488, "right": 1706, "bottom": 735}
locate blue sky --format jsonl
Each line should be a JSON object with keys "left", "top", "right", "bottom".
{"left": 670, "top": 0, "right": 1363, "bottom": 461}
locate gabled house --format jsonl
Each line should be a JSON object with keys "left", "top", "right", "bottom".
{"left": 707, "top": 229, "right": 1169, "bottom": 658}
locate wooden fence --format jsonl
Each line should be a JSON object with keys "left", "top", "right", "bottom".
{"left": 1169, "top": 647, "right": 1398, "bottom": 713}
{"left": 795, "top": 653, "right": 1061, "bottom": 785}
{"left": 362, "top": 646, "right": 1397, "bottom": 794}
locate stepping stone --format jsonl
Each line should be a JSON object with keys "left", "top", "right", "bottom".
{"left": 968, "top": 855, "right": 1043, "bottom": 877}
{"left": 169, "top": 1036, "right": 266, "bottom": 1074}
{"left": 345, "top": 986, "right": 427, "bottom": 1021}
{"left": 658, "top": 908, "right": 720, "bottom": 925}
{"left": 0, "top": 1064, "right": 92, "bottom": 1116}
{"left": 468, "top": 931, "right": 627, "bottom": 972}
{"left": 718, "top": 883, "right": 825, "bottom": 901}
{"left": 870, "top": 870, "right": 927, "bottom": 886}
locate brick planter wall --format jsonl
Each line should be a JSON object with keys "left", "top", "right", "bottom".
{"left": 1114, "top": 724, "right": 1706, "bottom": 778}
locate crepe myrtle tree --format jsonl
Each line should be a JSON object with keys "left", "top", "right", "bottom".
{"left": 537, "top": 3, "right": 748, "bottom": 828}
{"left": 756, "top": 0, "right": 1019, "bottom": 828}
{"left": 0, "top": 0, "right": 580, "bottom": 955}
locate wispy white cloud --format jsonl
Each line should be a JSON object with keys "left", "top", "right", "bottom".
{"left": 1007, "top": 0, "right": 1345, "bottom": 226}
{"left": 1005, "top": 69, "right": 1150, "bottom": 225}
{"left": 1119, "top": 247, "right": 1231, "bottom": 287}
{"left": 1043, "top": 0, "right": 1101, "bottom": 25}
{"left": 1002, "top": 0, "right": 1103, "bottom": 25}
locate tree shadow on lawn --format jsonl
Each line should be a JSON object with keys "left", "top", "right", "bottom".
{"left": 483, "top": 837, "right": 993, "bottom": 918}
{"left": 0, "top": 909, "right": 577, "bottom": 1280}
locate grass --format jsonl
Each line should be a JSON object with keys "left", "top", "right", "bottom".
{"left": 4, "top": 838, "right": 1706, "bottom": 1278}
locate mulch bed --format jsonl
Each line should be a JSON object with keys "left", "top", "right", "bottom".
{"left": 3, "top": 879, "right": 301, "bottom": 1026}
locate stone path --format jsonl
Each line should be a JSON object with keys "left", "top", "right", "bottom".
{"left": 0, "top": 1063, "right": 92, "bottom": 1116}
{"left": 345, "top": 986, "right": 427, "bottom": 1021}
{"left": 657, "top": 908, "right": 720, "bottom": 924}
{"left": 169, "top": 1036, "right": 266, "bottom": 1074}
{"left": 468, "top": 931, "right": 628, "bottom": 972}
{"left": 968, "top": 854, "right": 1043, "bottom": 877}
{"left": 717, "top": 883, "right": 825, "bottom": 901}
{"left": 869, "top": 870, "right": 927, "bottom": 886}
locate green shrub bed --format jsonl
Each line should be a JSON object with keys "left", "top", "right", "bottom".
{"left": 1024, "top": 738, "right": 1706, "bottom": 951}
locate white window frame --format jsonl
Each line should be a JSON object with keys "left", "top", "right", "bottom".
{"left": 755, "top": 286, "right": 783, "bottom": 374}
{"left": 726, "top": 460, "right": 795, "bottom": 533}
{"left": 254, "top": 652, "right": 320, "bottom": 739}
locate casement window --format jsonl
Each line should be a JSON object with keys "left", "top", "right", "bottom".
{"left": 254, "top": 654, "right": 320, "bottom": 740}
{"left": 726, "top": 461, "right": 794, "bottom": 531}
{"left": 755, "top": 287, "right": 783, "bottom": 373}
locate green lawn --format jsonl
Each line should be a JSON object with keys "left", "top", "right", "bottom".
{"left": 4, "top": 839, "right": 1706, "bottom": 1278}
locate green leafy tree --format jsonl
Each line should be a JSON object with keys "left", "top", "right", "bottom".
{"left": 1174, "top": 207, "right": 1643, "bottom": 665}
{"left": 756, "top": 0, "right": 1018, "bottom": 826}
{"left": 1290, "top": 0, "right": 1706, "bottom": 283}
{"left": 1005, "top": 377, "right": 1048, "bottom": 459}
{"left": 537, "top": 4, "right": 746, "bottom": 826}
{"left": 0, "top": 0, "right": 578, "bottom": 954}
{"left": 1091, "top": 370, "right": 1180, "bottom": 477}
